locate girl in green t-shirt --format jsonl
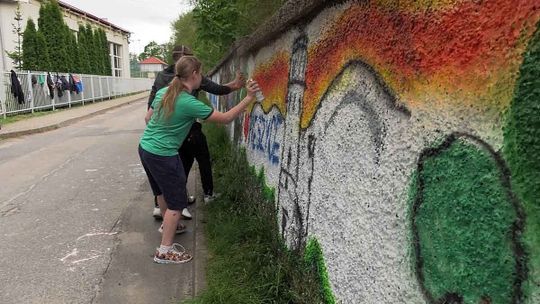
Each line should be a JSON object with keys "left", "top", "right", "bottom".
{"left": 139, "top": 56, "right": 260, "bottom": 264}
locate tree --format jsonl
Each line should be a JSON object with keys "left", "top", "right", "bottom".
{"left": 129, "top": 52, "right": 142, "bottom": 77}
{"left": 138, "top": 41, "right": 165, "bottom": 61}
{"left": 63, "top": 25, "right": 77, "bottom": 72}
{"left": 180, "top": 0, "right": 285, "bottom": 70}
{"left": 99, "top": 29, "right": 111, "bottom": 75}
{"left": 77, "top": 24, "right": 90, "bottom": 74}
{"left": 86, "top": 24, "right": 99, "bottom": 74}
{"left": 22, "top": 19, "right": 38, "bottom": 70}
{"left": 38, "top": 0, "right": 70, "bottom": 72}
{"left": 35, "top": 31, "right": 51, "bottom": 71}
{"left": 6, "top": 2, "right": 24, "bottom": 69}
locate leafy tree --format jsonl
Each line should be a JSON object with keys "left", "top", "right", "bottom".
{"left": 171, "top": 11, "right": 197, "bottom": 49}
{"left": 177, "top": 0, "right": 284, "bottom": 70}
{"left": 6, "top": 2, "right": 24, "bottom": 69}
{"left": 22, "top": 19, "right": 38, "bottom": 70}
{"left": 138, "top": 41, "right": 165, "bottom": 61}
{"left": 129, "top": 52, "right": 142, "bottom": 77}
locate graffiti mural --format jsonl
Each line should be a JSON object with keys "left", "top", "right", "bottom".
{"left": 247, "top": 104, "right": 284, "bottom": 166}
{"left": 210, "top": 0, "right": 540, "bottom": 302}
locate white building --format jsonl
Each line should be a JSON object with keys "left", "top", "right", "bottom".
{"left": 139, "top": 57, "right": 167, "bottom": 72}
{"left": 0, "top": 0, "right": 131, "bottom": 77}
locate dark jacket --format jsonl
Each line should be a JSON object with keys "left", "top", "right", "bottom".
{"left": 46, "top": 73, "right": 54, "bottom": 99}
{"left": 147, "top": 64, "right": 232, "bottom": 109}
{"left": 10, "top": 70, "right": 24, "bottom": 104}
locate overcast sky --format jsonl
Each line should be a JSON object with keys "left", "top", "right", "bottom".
{"left": 62, "top": 0, "right": 193, "bottom": 54}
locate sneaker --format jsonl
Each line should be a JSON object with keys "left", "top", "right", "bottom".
{"left": 158, "top": 223, "right": 187, "bottom": 234}
{"left": 181, "top": 208, "right": 192, "bottom": 220}
{"left": 187, "top": 195, "right": 196, "bottom": 205}
{"left": 153, "top": 207, "right": 162, "bottom": 220}
{"left": 204, "top": 193, "right": 220, "bottom": 204}
{"left": 153, "top": 243, "right": 192, "bottom": 264}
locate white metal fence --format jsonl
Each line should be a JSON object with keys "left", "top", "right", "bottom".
{"left": 0, "top": 70, "right": 152, "bottom": 118}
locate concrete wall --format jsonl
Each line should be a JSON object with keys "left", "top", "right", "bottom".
{"left": 209, "top": 0, "right": 540, "bottom": 303}
{"left": 0, "top": 0, "right": 130, "bottom": 77}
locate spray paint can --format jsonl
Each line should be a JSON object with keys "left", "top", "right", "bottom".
{"left": 248, "top": 79, "right": 265, "bottom": 102}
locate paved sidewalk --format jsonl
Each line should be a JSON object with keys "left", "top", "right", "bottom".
{"left": 0, "top": 93, "right": 209, "bottom": 302}
{"left": 0, "top": 91, "right": 150, "bottom": 139}
{"left": 95, "top": 163, "right": 208, "bottom": 304}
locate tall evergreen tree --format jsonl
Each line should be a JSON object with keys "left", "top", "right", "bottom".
{"left": 100, "top": 29, "right": 111, "bottom": 75}
{"left": 35, "top": 31, "right": 51, "bottom": 71}
{"left": 77, "top": 24, "right": 90, "bottom": 74}
{"left": 69, "top": 27, "right": 80, "bottom": 72}
{"left": 63, "top": 25, "right": 76, "bottom": 71}
{"left": 22, "top": 19, "right": 38, "bottom": 70}
{"left": 38, "top": 0, "right": 70, "bottom": 72}
{"left": 85, "top": 24, "right": 98, "bottom": 74}
{"left": 6, "top": 2, "right": 24, "bottom": 69}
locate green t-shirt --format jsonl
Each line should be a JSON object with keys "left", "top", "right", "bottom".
{"left": 140, "top": 88, "right": 213, "bottom": 156}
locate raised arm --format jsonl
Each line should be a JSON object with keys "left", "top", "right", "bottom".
{"left": 205, "top": 80, "right": 258, "bottom": 124}
{"left": 200, "top": 71, "right": 245, "bottom": 96}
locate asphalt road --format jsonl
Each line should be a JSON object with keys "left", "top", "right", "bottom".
{"left": 0, "top": 99, "right": 205, "bottom": 304}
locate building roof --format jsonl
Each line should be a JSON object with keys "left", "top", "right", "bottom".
{"left": 139, "top": 57, "right": 167, "bottom": 65}
{"left": 58, "top": 1, "right": 130, "bottom": 34}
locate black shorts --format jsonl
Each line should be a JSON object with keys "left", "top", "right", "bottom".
{"left": 138, "top": 145, "right": 187, "bottom": 211}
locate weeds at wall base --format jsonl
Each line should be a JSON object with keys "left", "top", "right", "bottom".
{"left": 182, "top": 123, "right": 325, "bottom": 304}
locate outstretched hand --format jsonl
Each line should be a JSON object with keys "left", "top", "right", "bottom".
{"left": 233, "top": 71, "right": 246, "bottom": 90}
{"left": 246, "top": 79, "right": 260, "bottom": 99}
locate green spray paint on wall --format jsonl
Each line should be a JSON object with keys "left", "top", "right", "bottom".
{"left": 305, "top": 237, "right": 336, "bottom": 304}
{"left": 411, "top": 136, "right": 524, "bottom": 303}
{"left": 504, "top": 20, "right": 540, "bottom": 300}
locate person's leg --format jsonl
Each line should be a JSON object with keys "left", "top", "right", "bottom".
{"left": 179, "top": 138, "right": 195, "bottom": 179}
{"left": 156, "top": 195, "right": 167, "bottom": 219}
{"left": 160, "top": 208, "right": 180, "bottom": 246}
{"left": 142, "top": 151, "right": 191, "bottom": 264}
{"left": 139, "top": 145, "right": 164, "bottom": 218}
{"left": 180, "top": 137, "right": 197, "bottom": 206}
{"left": 193, "top": 130, "right": 213, "bottom": 196}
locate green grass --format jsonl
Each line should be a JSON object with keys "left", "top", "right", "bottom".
{"left": 0, "top": 109, "right": 60, "bottom": 125}
{"left": 183, "top": 123, "right": 325, "bottom": 304}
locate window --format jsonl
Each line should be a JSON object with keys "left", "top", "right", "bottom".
{"left": 111, "top": 43, "right": 122, "bottom": 77}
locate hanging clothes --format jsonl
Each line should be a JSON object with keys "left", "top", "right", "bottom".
{"left": 38, "top": 74, "right": 49, "bottom": 98}
{"left": 46, "top": 73, "right": 54, "bottom": 99}
{"left": 54, "top": 73, "right": 63, "bottom": 98}
{"left": 10, "top": 70, "right": 24, "bottom": 104}
{"left": 72, "top": 74, "right": 83, "bottom": 94}
{"left": 60, "top": 75, "right": 70, "bottom": 91}
{"left": 68, "top": 74, "right": 76, "bottom": 92}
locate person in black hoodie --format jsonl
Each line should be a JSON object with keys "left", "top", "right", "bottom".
{"left": 147, "top": 45, "right": 245, "bottom": 220}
